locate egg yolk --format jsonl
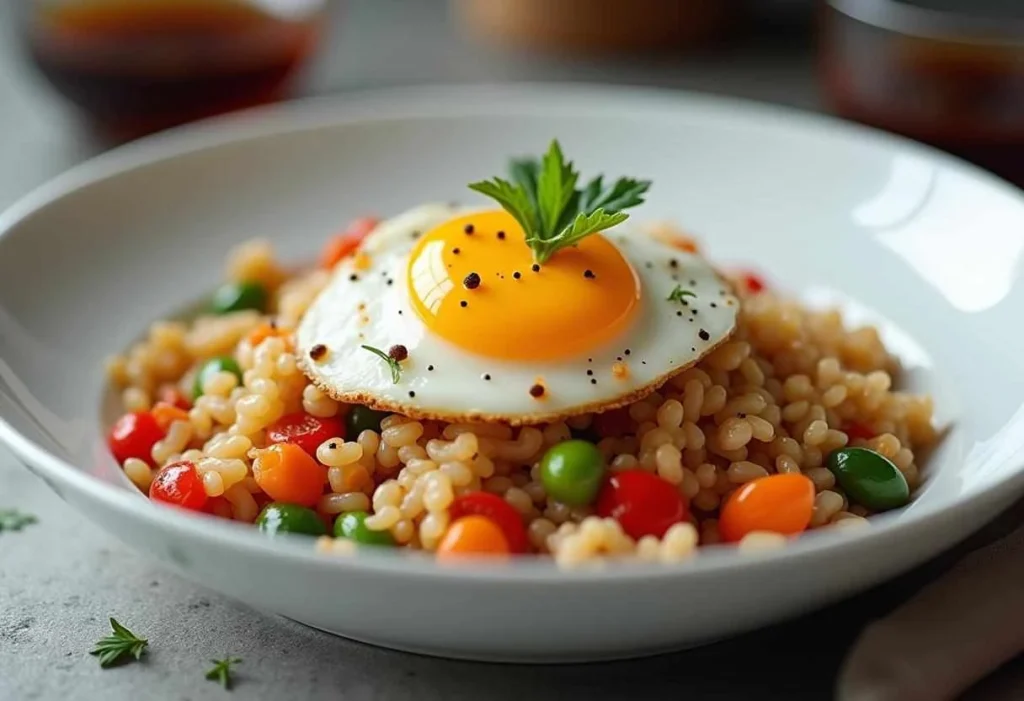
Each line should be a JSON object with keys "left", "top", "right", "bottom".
{"left": 407, "top": 210, "right": 640, "bottom": 361}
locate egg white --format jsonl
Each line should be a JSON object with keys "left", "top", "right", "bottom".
{"left": 297, "top": 203, "right": 739, "bottom": 425}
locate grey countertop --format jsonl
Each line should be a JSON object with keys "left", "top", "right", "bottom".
{"left": 1, "top": 2, "right": 1022, "bottom": 699}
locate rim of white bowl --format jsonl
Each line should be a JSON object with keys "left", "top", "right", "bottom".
{"left": 2, "top": 82, "right": 1023, "bottom": 582}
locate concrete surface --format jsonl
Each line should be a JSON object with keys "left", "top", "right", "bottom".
{"left": 1, "top": 2, "right": 1022, "bottom": 699}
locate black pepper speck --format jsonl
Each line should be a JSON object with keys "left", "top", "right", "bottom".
{"left": 452, "top": 247, "right": 461, "bottom": 255}
{"left": 616, "top": 356, "right": 622, "bottom": 361}
{"left": 483, "top": 374, "right": 491, "bottom": 381}
{"left": 427, "top": 365, "right": 434, "bottom": 371}
{"left": 586, "top": 370, "right": 593, "bottom": 376}
{"left": 497, "top": 231, "right": 506, "bottom": 240}
{"left": 460, "top": 300, "right": 468, "bottom": 308}
{"left": 463, "top": 272, "right": 481, "bottom": 290}
{"left": 590, "top": 379, "right": 597, "bottom": 385}
{"left": 676, "top": 311, "right": 683, "bottom": 317}
{"left": 624, "top": 349, "right": 631, "bottom": 355}
{"left": 583, "top": 269, "right": 596, "bottom": 279}
{"left": 309, "top": 344, "right": 328, "bottom": 361}
{"left": 349, "top": 274, "right": 359, "bottom": 282}
{"left": 532, "top": 264, "right": 540, "bottom": 272}
{"left": 386, "top": 279, "right": 393, "bottom": 286}
{"left": 464, "top": 223, "right": 474, "bottom": 234}
{"left": 529, "top": 384, "right": 545, "bottom": 398}
{"left": 710, "top": 302, "right": 718, "bottom": 308}
{"left": 408, "top": 391, "right": 416, "bottom": 398}
{"left": 669, "top": 259, "right": 678, "bottom": 268}
{"left": 513, "top": 271, "right": 521, "bottom": 280}
{"left": 328, "top": 442, "right": 337, "bottom": 450}
{"left": 699, "top": 329, "right": 710, "bottom": 341}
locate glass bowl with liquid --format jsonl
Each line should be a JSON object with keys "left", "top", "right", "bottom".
{"left": 821, "top": 0, "right": 1024, "bottom": 185}
{"left": 18, "top": 0, "right": 327, "bottom": 140}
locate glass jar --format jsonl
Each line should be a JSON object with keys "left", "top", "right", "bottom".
{"left": 17, "top": 0, "right": 327, "bottom": 140}
{"left": 820, "top": 1, "right": 1024, "bottom": 185}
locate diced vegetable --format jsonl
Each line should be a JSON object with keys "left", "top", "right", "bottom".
{"left": 210, "top": 281, "right": 268, "bottom": 314}
{"left": 844, "top": 422, "right": 876, "bottom": 442}
{"left": 345, "top": 405, "right": 389, "bottom": 436}
{"left": 149, "top": 460, "right": 207, "bottom": 511}
{"left": 719, "top": 473, "right": 814, "bottom": 543}
{"left": 267, "top": 412, "right": 345, "bottom": 458}
{"left": 437, "top": 515, "right": 510, "bottom": 559}
{"left": 540, "top": 440, "right": 605, "bottom": 506}
{"left": 449, "top": 492, "right": 528, "bottom": 553}
{"left": 151, "top": 402, "right": 190, "bottom": 431}
{"left": 333, "top": 510, "right": 396, "bottom": 546}
{"left": 108, "top": 411, "right": 165, "bottom": 466}
{"left": 192, "top": 356, "right": 243, "bottom": 400}
{"left": 246, "top": 322, "right": 280, "bottom": 347}
{"left": 596, "top": 469, "right": 688, "bottom": 539}
{"left": 157, "top": 385, "right": 191, "bottom": 410}
{"left": 740, "top": 271, "right": 766, "bottom": 294}
{"left": 827, "top": 447, "right": 910, "bottom": 511}
{"left": 256, "top": 503, "right": 327, "bottom": 537}
{"left": 320, "top": 216, "right": 379, "bottom": 269}
{"left": 251, "top": 443, "right": 326, "bottom": 507}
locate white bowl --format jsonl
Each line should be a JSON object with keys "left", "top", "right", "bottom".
{"left": 2, "top": 84, "right": 1024, "bottom": 663}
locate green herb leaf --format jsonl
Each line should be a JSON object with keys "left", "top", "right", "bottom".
{"left": 467, "top": 178, "right": 537, "bottom": 243}
{"left": 361, "top": 345, "right": 402, "bottom": 384}
{"left": 536, "top": 141, "right": 579, "bottom": 237}
{"left": 206, "top": 656, "right": 243, "bottom": 690}
{"left": 667, "top": 285, "right": 697, "bottom": 303}
{"left": 509, "top": 158, "right": 539, "bottom": 212}
{"left": 469, "top": 140, "right": 651, "bottom": 264}
{"left": 0, "top": 509, "right": 37, "bottom": 533}
{"left": 89, "top": 618, "right": 148, "bottom": 668}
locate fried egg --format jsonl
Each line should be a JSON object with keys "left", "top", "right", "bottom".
{"left": 297, "top": 203, "right": 739, "bottom": 425}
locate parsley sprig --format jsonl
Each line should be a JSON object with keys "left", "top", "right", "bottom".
{"left": 206, "top": 656, "right": 243, "bottom": 690}
{"left": 667, "top": 285, "right": 697, "bottom": 303}
{"left": 361, "top": 345, "right": 402, "bottom": 384}
{"left": 469, "top": 140, "right": 651, "bottom": 264}
{"left": 90, "top": 618, "right": 148, "bottom": 668}
{"left": 0, "top": 509, "right": 37, "bottom": 532}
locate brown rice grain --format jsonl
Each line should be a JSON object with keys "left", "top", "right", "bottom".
{"left": 123, "top": 457, "right": 153, "bottom": 492}
{"left": 811, "top": 490, "right": 845, "bottom": 527}
{"left": 319, "top": 492, "right": 370, "bottom": 515}
{"left": 737, "top": 531, "right": 788, "bottom": 552}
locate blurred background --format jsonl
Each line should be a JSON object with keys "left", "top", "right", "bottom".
{"left": 2, "top": 0, "right": 1024, "bottom": 191}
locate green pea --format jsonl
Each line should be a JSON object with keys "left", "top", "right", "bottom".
{"left": 192, "top": 356, "right": 243, "bottom": 399}
{"left": 256, "top": 503, "right": 327, "bottom": 537}
{"left": 210, "top": 281, "right": 268, "bottom": 315}
{"left": 333, "top": 511, "right": 395, "bottom": 546}
{"left": 540, "top": 439, "right": 605, "bottom": 506}
{"left": 345, "top": 405, "right": 390, "bottom": 436}
{"left": 827, "top": 447, "right": 910, "bottom": 511}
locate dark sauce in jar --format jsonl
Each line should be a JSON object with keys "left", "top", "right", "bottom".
{"left": 822, "top": 0, "right": 1024, "bottom": 185}
{"left": 24, "top": 0, "right": 322, "bottom": 139}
